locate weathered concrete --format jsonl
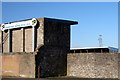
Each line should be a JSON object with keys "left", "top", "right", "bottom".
{"left": 1, "top": 77, "right": 119, "bottom": 80}
{"left": 1, "top": 17, "right": 120, "bottom": 79}
{"left": 1, "top": 53, "right": 35, "bottom": 78}
{"left": 67, "top": 53, "right": 120, "bottom": 78}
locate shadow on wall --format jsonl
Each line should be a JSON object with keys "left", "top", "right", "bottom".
{"left": 35, "top": 45, "right": 67, "bottom": 78}
{"left": 2, "top": 77, "right": 119, "bottom": 80}
{"left": 35, "top": 45, "right": 45, "bottom": 78}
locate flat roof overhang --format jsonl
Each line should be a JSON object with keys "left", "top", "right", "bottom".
{"left": 2, "top": 17, "right": 78, "bottom": 25}
{"left": 43, "top": 17, "right": 78, "bottom": 25}
{"left": 70, "top": 46, "right": 118, "bottom": 50}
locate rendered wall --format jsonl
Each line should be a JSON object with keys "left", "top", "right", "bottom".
{"left": 1, "top": 53, "right": 35, "bottom": 78}
{"left": 67, "top": 53, "right": 120, "bottom": 78}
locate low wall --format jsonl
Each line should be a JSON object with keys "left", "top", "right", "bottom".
{"left": 67, "top": 53, "right": 120, "bottom": 78}
{"left": 1, "top": 52, "right": 120, "bottom": 78}
{"left": 0, "top": 52, "right": 35, "bottom": 78}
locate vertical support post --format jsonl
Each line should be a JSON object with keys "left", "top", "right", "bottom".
{"left": 101, "top": 49, "right": 103, "bottom": 53}
{"left": 74, "top": 50, "right": 75, "bottom": 53}
{"left": 8, "top": 29, "right": 12, "bottom": 52}
{"left": 32, "top": 26, "right": 35, "bottom": 52}
{"left": 21, "top": 28, "right": 25, "bottom": 52}
{"left": 38, "top": 65, "right": 40, "bottom": 80}
{"left": 86, "top": 50, "right": 88, "bottom": 53}
{"left": 0, "top": 31, "right": 3, "bottom": 53}
{"left": 1, "top": 31, "right": 3, "bottom": 53}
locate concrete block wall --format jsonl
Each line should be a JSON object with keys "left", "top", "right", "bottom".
{"left": 67, "top": 53, "right": 120, "bottom": 78}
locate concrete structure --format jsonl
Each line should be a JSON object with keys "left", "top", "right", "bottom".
{"left": 0, "top": 17, "right": 78, "bottom": 78}
{"left": 67, "top": 53, "right": 120, "bottom": 78}
{"left": 70, "top": 46, "right": 118, "bottom": 53}
{"left": 1, "top": 52, "right": 35, "bottom": 78}
{"left": 1, "top": 17, "right": 119, "bottom": 79}
{"left": 1, "top": 17, "right": 78, "bottom": 53}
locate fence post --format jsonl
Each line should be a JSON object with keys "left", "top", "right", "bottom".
{"left": 38, "top": 65, "right": 40, "bottom": 80}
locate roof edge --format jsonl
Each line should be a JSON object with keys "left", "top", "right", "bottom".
{"left": 70, "top": 46, "right": 118, "bottom": 50}
{"left": 42, "top": 17, "right": 78, "bottom": 25}
{"left": 2, "top": 17, "right": 78, "bottom": 25}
